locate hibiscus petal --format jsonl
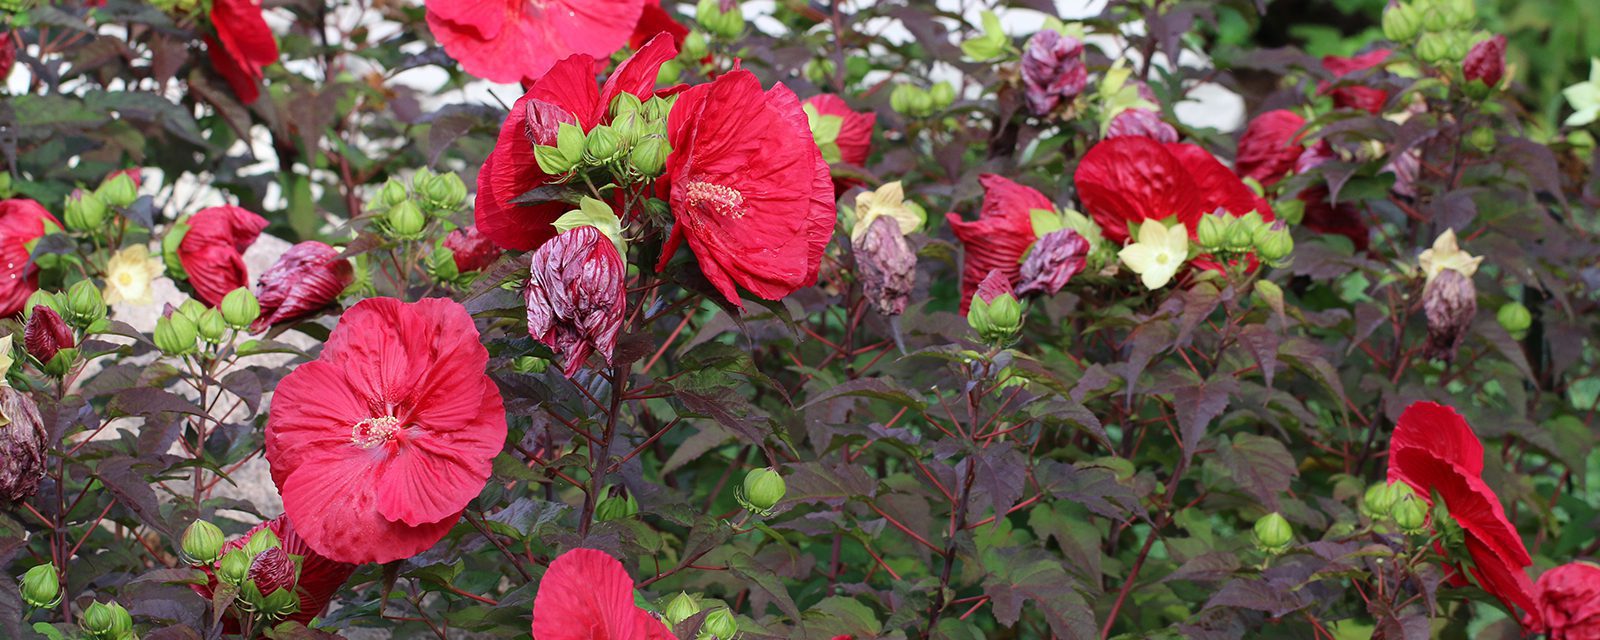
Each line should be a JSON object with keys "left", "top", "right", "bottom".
{"left": 264, "top": 360, "right": 371, "bottom": 489}
{"left": 532, "top": 549, "right": 673, "bottom": 640}
{"left": 281, "top": 450, "right": 457, "bottom": 564}
{"left": 598, "top": 32, "right": 680, "bottom": 120}
{"left": 1389, "top": 401, "right": 1486, "bottom": 477}
{"left": 0, "top": 199, "right": 61, "bottom": 317}
{"left": 1164, "top": 142, "right": 1274, "bottom": 223}
{"left": 1074, "top": 136, "right": 1202, "bottom": 244}
{"left": 375, "top": 422, "right": 500, "bottom": 527}
{"left": 946, "top": 210, "right": 1035, "bottom": 314}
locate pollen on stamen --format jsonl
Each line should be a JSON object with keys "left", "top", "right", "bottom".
{"left": 683, "top": 181, "right": 747, "bottom": 220}
{"left": 351, "top": 415, "right": 402, "bottom": 449}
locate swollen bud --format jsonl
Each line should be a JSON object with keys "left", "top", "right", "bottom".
{"left": 929, "top": 81, "right": 956, "bottom": 109}
{"left": 1382, "top": 2, "right": 1421, "bottom": 43}
{"left": 65, "top": 279, "right": 106, "bottom": 328}
{"left": 696, "top": 0, "right": 744, "bottom": 39}
{"left": 81, "top": 600, "right": 133, "bottom": 639}
{"left": 196, "top": 308, "right": 227, "bottom": 343}
{"left": 154, "top": 314, "right": 198, "bottom": 356}
{"left": 421, "top": 171, "right": 467, "bottom": 213}
{"left": 1361, "top": 482, "right": 1399, "bottom": 518}
{"left": 1392, "top": 491, "right": 1429, "bottom": 534}
{"left": 968, "top": 270, "right": 1023, "bottom": 345}
{"left": 1497, "top": 301, "right": 1532, "bottom": 336}
{"left": 740, "top": 467, "right": 786, "bottom": 514}
{"left": 19, "top": 563, "right": 60, "bottom": 609}
{"left": 218, "top": 549, "right": 251, "bottom": 585}
{"left": 182, "top": 519, "right": 226, "bottom": 565}
{"left": 1253, "top": 222, "right": 1294, "bottom": 264}
{"left": 584, "top": 125, "right": 623, "bottom": 163}
{"left": 220, "top": 288, "right": 260, "bottom": 330}
{"left": 701, "top": 607, "right": 738, "bottom": 640}
{"left": 682, "top": 30, "right": 710, "bottom": 61}
{"left": 594, "top": 490, "right": 639, "bottom": 522}
{"left": 64, "top": 190, "right": 109, "bottom": 232}
{"left": 1251, "top": 512, "right": 1293, "bottom": 554}
{"left": 630, "top": 136, "right": 670, "bottom": 178}
{"left": 96, "top": 172, "right": 140, "bottom": 209}
{"left": 241, "top": 525, "right": 281, "bottom": 558}
{"left": 1195, "top": 212, "right": 1230, "bottom": 250}
{"left": 385, "top": 200, "right": 427, "bottom": 240}
{"left": 663, "top": 592, "right": 700, "bottom": 626}
{"left": 378, "top": 178, "right": 409, "bottom": 209}
{"left": 804, "top": 58, "right": 836, "bottom": 86}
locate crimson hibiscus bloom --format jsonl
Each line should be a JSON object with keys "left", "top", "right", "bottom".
{"left": 1535, "top": 563, "right": 1600, "bottom": 639}
{"left": 253, "top": 241, "right": 354, "bottom": 331}
{"left": 946, "top": 175, "right": 1051, "bottom": 313}
{"left": 531, "top": 548, "right": 673, "bottom": 640}
{"left": 1236, "top": 110, "right": 1308, "bottom": 187}
{"left": 176, "top": 205, "right": 268, "bottom": 307}
{"left": 1386, "top": 401, "right": 1541, "bottom": 628}
{"left": 1319, "top": 49, "right": 1391, "bottom": 115}
{"left": 426, "top": 0, "right": 646, "bottom": 86}
{"left": 0, "top": 199, "right": 62, "bottom": 317}
{"left": 804, "top": 94, "right": 877, "bottom": 196}
{"left": 474, "top": 34, "right": 678, "bottom": 252}
{"left": 191, "top": 516, "right": 357, "bottom": 629}
{"left": 661, "top": 67, "right": 835, "bottom": 308}
{"left": 265, "top": 298, "right": 507, "bottom": 564}
{"left": 631, "top": 0, "right": 688, "bottom": 50}
{"left": 1075, "top": 136, "right": 1272, "bottom": 244}
{"left": 207, "top": 0, "right": 279, "bottom": 104}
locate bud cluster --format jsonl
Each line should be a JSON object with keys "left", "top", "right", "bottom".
{"left": 695, "top": 0, "right": 745, "bottom": 40}
{"left": 64, "top": 171, "right": 139, "bottom": 234}
{"left": 1361, "top": 481, "right": 1431, "bottom": 535}
{"left": 890, "top": 82, "right": 955, "bottom": 119}
{"left": 80, "top": 600, "right": 135, "bottom": 640}
{"left": 1194, "top": 210, "right": 1294, "bottom": 266}
{"left": 534, "top": 94, "right": 675, "bottom": 185}
{"left": 369, "top": 169, "right": 468, "bottom": 241}
{"left": 1384, "top": 0, "right": 1495, "bottom": 73}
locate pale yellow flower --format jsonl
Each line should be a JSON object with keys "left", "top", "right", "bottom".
{"left": 1418, "top": 229, "right": 1482, "bottom": 284}
{"left": 852, "top": 181, "right": 924, "bottom": 243}
{"left": 103, "top": 245, "right": 165, "bottom": 306}
{"left": 1118, "top": 220, "right": 1188, "bottom": 290}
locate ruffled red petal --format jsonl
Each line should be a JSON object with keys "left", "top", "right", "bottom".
{"left": 208, "top": 0, "right": 279, "bottom": 104}
{"left": 178, "top": 205, "right": 268, "bottom": 307}
{"left": 1236, "top": 110, "right": 1307, "bottom": 187}
{"left": 1166, "top": 142, "right": 1274, "bottom": 223}
{"left": 630, "top": 1, "right": 689, "bottom": 51}
{"left": 1074, "top": 137, "right": 1201, "bottom": 244}
{"left": 426, "top": 0, "right": 646, "bottom": 85}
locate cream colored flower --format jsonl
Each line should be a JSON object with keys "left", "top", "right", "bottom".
{"left": 103, "top": 245, "right": 165, "bottom": 306}
{"left": 1563, "top": 57, "right": 1600, "bottom": 127}
{"left": 1418, "top": 229, "right": 1482, "bottom": 284}
{"left": 852, "top": 181, "right": 924, "bottom": 243}
{"left": 1118, "top": 220, "right": 1188, "bottom": 290}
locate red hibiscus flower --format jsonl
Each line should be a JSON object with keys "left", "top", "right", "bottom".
{"left": 531, "top": 548, "right": 673, "bottom": 640}
{"left": 426, "top": 0, "right": 647, "bottom": 86}
{"left": 631, "top": 0, "right": 688, "bottom": 50}
{"left": 1386, "top": 401, "right": 1541, "bottom": 628}
{"left": 474, "top": 34, "right": 678, "bottom": 252}
{"left": 176, "top": 205, "right": 268, "bottom": 307}
{"left": 803, "top": 94, "right": 877, "bottom": 196}
{"left": 1535, "top": 563, "right": 1600, "bottom": 639}
{"left": 253, "top": 241, "right": 354, "bottom": 331}
{"left": 265, "top": 298, "right": 508, "bottom": 564}
{"left": 444, "top": 226, "right": 500, "bottom": 273}
{"left": 1319, "top": 49, "right": 1391, "bottom": 115}
{"left": 661, "top": 67, "right": 835, "bottom": 308}
{"left": 206, "top": 0, "right": 279, "bottom": 104}
{"left": 0, "top": 199, "right": 62, "bottom": 317}
{"left": 1236, "top": 110, "right": 1308, "bottom": 187}
{"left": 191, "top": 516, "right": 357, "bottom": 629}
{"left": 526, "top": 226, "right": 626, "bottom": 377}
{"left": 1075, "top": 136, "right": 1272, "bottom": 245}
{"left": 946, "top": 175, "right": 1051, "bottom": 313}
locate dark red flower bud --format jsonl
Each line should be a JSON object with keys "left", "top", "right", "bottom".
{"left": 1236, "top": 110, "right": 1308, "bottom": 187}
{"left": 0, "top": 386, "right": 47, "bottom": 502}
{"left": 1015, "top": 229, "right": 1088, "bottom": 298}
{"left": 1296, "top": 141, "right": 1335, "bottom": 174}
{"left": 975, "top": 269, "right": 1013, "bottom": 305}
{"left": 522, "top": 98, "right": 579, "bottom": 148}
{"left": 253, "top": 241, "right": 354, "bottom": 331}
{"left": 1021, "top": 30, "right": 1086, "bottom": 115}
{"left": 1105, "top": 108, "right": 1178, "bottom": 144}
{"left": 178, "top": 205, "right": 268, "bottom": 307}
{"left": 1464, "top": 35, "right": 1507, "bottom": 88}
{"left": 444, "top": 226, "right": 500, "bottom": 273}
{"left": 24, "top": 306, "right": 74, "bottom": 364}
{"left": 1423, "top": 268, "right": 1476, "bottom": 362}
{"left": 526, "top": 226, "right": 625, "bottom": 377}
{"left": 852, "top": 215, "right": 916, "bottom": 316}
{"left": 247, "top": 546, "right": 296, "bottom": 595}
{"left": 0, "top": 33, "right": 14, "bottom": 83}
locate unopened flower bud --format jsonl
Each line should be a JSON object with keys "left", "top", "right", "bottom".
{"left": 1021, "top": 29, "right": 1087, "bottom": 115}
{"left": 1423, "top": 268, "right": 1476, "bottom": 362}
{"left": 443, "top": 226, "right": 498, "bottom": 273}
{"left": 64, "top": 190, "right": 109, "bottom": 232}
{"left": 1441, "top": 0, "right": 1474, "bottom": 26}
{"left": 609, "top": 93, "right": 643, "bottom": 120}
{"left": 1417, "top": 32, "right": 1450, "bottom": 64}
{"left": 929, "top": 81, "right": 956, "bottom": 109}
{"left": 1015, "top": 229, "right": 1089, "bottom": 298}
{"left": 154, "top": 314, "right": 198, "bottom": 356}
{"left": 248, "top": 546, "right": 296, "bottom": 596}
{"left": 630, "top": 135, "right": 670, "bottom": 177}
{"left": 421, "top": 171, "right": 467, "bottom": 213}
{"left": 1362, "top": 482, "right": 1399, "bottom": 518}
{"left": 24, "top": 305, "right": 73, "bottom": 365}
{"left": 1195, "top": 213, "right": 1230, "bottom": 250}
{"left": 96, "top": 172, "right": 139, "bottom": 209}
{"left": 1253, "top": 222, "right": 1294, "bottom": 264}
{"left": 740, "top": 467, "right": 786, "bottom": 514}
{"left": 526, "top": 226, "right": 625, "bottom": 377}
{"left": 663, "top": 592, "right": 700, "bottom": 626}
{"left": 65, "top": 279, "right": 106, "bottom": 328}
{"left": 682, "top": 30, "right": 710, "bottom": 62}
{"left": 1497, "top": 301, "right": 1531, "bottom": 336}
{"left": 218, "top": 549, "right": 250, "bottom": 585}
{"left": 177, "top": 299, "right": 207, "bottom": 323}
{"left": 24, "top": 291, "right": 61, "bottom": 318}
{"left": 584, "top": 125, "right": 623, "bottom": 163}
{"left": 804, "top": 58, "right": 835, "bottom": 86}
{"left": 220, "top": 287, "right": 260, "bottom": 330}
{"left": 1105, "top": 108, "right": 1179, "bottom": 144}
{"left": 182, "top": 519, "right": 226, "bottom": 565}
{"left": 512, "top": 355, "right": 550, "bottom": 374}
{"left": 378, "top": 178, "right": 409, "bottom": 209}
{"left": 80, "top": 601, "right": 117, "bottom": 636}
{"left": 1463, "top": 34, "right": 1506, "bottom": 98}
{"left": 968, "top": 270, "right": 1023, "bottom": 345}
{"left": 852, "top": 215, "right": 916, "bottom": 316}
{"left": 241, "top": 526, "right": 281, "bottom": 558}
{"left": 696, "top": 0, "right": 744, "bottom": 39}
{"left": 1392, "top": 492, "right": 1429, "bottom": 534}
{"left": 1421, "top": 7, "right": 1450, "bottom": 33}
{"left": 385, "top": 200, "right": 427, "bottom": 240}
{"left": 19, "top": 563, "right": 60, "bottom": 609}
{"left": 1382, "top": 2, "right": 1421, "bottom": 42}
{"left": 1252, "top": 512, "right": 1293, "bottom": 554}
{"left": 890, "top": 84, "right": 927, "bottom": 118}
{"left": 701, "top": 607, "right": 738, "bottom": 640}
{"left": 594, "top": 492, "right": 639, "bottom": 522}
{"left": 196, "top": 308, "right": 227, "bottom": 343}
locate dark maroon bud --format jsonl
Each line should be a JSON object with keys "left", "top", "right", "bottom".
{"left": 253, "top": 241, "right": 354, "bottom": 331}
{"left": 1015, "top": 230, "right": 1088, "bottom": 298}
{"left": 444, "top": 226, "right": 499, "bottom": 273}
{"left": 0, "top": 386, "right": 46, "bottom": 502}
{"left": 525, "top": 226, "right": 625, "bottom": 377}
{"left": 24, "top": 306, "right": 74, "bottom": 364}
{"left": 975, "top": 268, "right": 1013, "bottom": 305}
{"left": 0, "top": 33, "right": 13, "bottom": 83}
{"left": 522, "top": 99, "right": 579, "bottom": 148}
{"left": 852, "top": 215, "right": 916, "bottom": 316}
{"left": 1423, "top": 268, "right": 1476, "bottom": 362}
{"left": 1463, "top": 35, "right": 1507, "bottom": 88}
{"left": 1105, "top": 108, "right": 1178, "bottom": 144}
{"left": 1021, "top": 30, "right": 1086, "bottom": 115}
{"left": 247, "top": 546, "right": 297, "bottom": 595}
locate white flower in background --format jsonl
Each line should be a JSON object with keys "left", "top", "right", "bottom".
{"left": 1118, "top": 220, "right": 1188, "bottom": 290}
{"left": 1418, "top": 229, "right": 1482, "bottom": 284}
{"left": 1563, "top": 57, "right": 1600, "bottom": 127}
{"left": 103, "top": 245, "right": 165, "bottom": 306}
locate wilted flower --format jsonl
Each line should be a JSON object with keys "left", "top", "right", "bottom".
{"left": 526, "top": 226, "right": 626, "bottom": 377}
{"left": 531, "top": 549, "right": 673, "bottom": 639}
{"left": 1418, "top": 229, "right": 1483, "bottom": 284}
{"left": 253, "top": 241, "right": 354, "bottom": 331}
{"left": 206, "top": 0, "right": 280, "bottom": 103}
{"left": 1423, "top": 267, "right": 1476, "bottom": 362}
{"left": 852, "top": 215, "right": 915, "bottom": 317}
{"left": 24, "top": 305, "right": 72, "bottom": 364}
{"left": 265, "top": 298, "right": 507, "bottom": 564}
{"left": 0, "top": 199, "right": 63, "bottom": 318}
{"left": 443, "top": 226, "right": 499, "bottom": 273}
{"left": 1021, "top": 29, "right": 1087, "bottom": 115}
{"left": 175, "top": 205, "right": 268, "bottom": 307}
{"left": 1464, "top": 35, "right": 1507, "bottom": 89}
{"left": 1236, "top": 110, "right": 1308, "bottom": 187}
{"left": 1534, "top": 563, "right": 1600, "bottom": 639}
{"left": 426, "top": 0, "right": 646, "bottom": 85}
{"left": 1015, "top": 229, "right": 1088, "bottom": 298}
{"left": 102, "top": 245, "right": 164, "bottom": 307}
{"left": 0, "top": 385, "right": 46, "bottom": 502}
{"left": 1118, "top": 220, "right": 1189, "bottom": 290}
{"left": 946, "top": 175, "right": 1052, "bottom": 313}
{"left": 1104, "top": 108, "right": 1178, "bottom": 144}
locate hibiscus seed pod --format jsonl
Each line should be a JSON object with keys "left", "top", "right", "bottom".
{"left": 1251, "top": 512, "right": 1293, "bottom": 554}
{"left": 663, "top": 592, "right": 700, "bottom": 626}
{"left": 701, "top": 607, "right": 738, "bottom": 640}
{"left": 24, "top": 305, "right": 73, "bottom": 365}
{"left": 64, "top": 279, "right": 106, "bottom": 328}
{"left": 95, "top": 172, "right": 139, "bottom": 210}
{"left": 153, "top": 314, "right": 198, "bottom": 356}
{"left": 248, "top": 546, "right": 297, "bottom": 595}
{"left": 0, "top": 386, "right": 47, "bottom": 502}
{"left": 19, "top": 563, "right": 60, "bottom": 609}
{"left": 63, "top": 190, "right": 108, "bottom": 233}
{"left": 181, "top": 519, "right": 226, "bottom": 565}
{"left": 1423, "top": 268, "right": 1476, "bottom": 362}
{"left": 217, "top": 549, "right": 250, "bottom": 586}
{"left": 852, "top": 215, "right": 916, "bottom": 317}
{"left": 1021, "top": 29, "right": 1087, "bottom": 115}
{"left": 1497, "top": 302, "right": 1532, "bottom": 336}
{"left": 741, "top": 467, "right": 786, "bottom": 512}
{"left": 1016, "top": 229, "right": 1090, "bottom": 298}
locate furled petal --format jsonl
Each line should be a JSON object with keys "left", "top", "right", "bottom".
{"left": 253, "top": 241, "right": 354, "bottom": 330}
{"left": 1536, "top": 563, "right": 1600, "bottom": 638}
{"left": 1236, "top": 110, "right": 1307, "bottom": 187}
{"left": 178, "top": 205, "right": 268, "bottom": 307}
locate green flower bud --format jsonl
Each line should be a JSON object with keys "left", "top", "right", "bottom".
{"left": 220, "top": 288, "right": 260, "bottom": 330}
{"left": 81, "top": 601, "right": 116, "bottom": 636}
{"left": 1196, "top": 213, "right": 1230, "bottom": 249}
{"left": 196, "top": 308, "right": 227, "bottom": 343}
{"left": 385, "top": 200, "right": 427, "bottom": 240}
{"left": 426, "top": 246, "right": 460, "bottom": 282}
{"left": 256, "top": 586, "right": 301, "bottom": 620}
{"left": 663, "top": 592, "right": 700, "bottom": 626}
{"left": 643, "top": 96, "right": 677, "bottom": 123}
{"left": 182, "top": 519, "right": 226, "bottom": 565}
{"left": 65, "top": 279, "right": 106, "bottom": 328}
{"left": 889, "top": 84, "right": 922, "bottom": 117}
{"left": 177, "top": 299, "right": 207, "bottom": 323}
{"left": 1445, "top": 31, "right": 1471, "bottom": 63}
{"left": 656, "top": 60, "right": 684, "bottom": 86}
{"left": 1468, "top": 127, "right": 1496, "bottom": 153}
{"left": 1421, "top": 6, "right": 1450, "bottom": 33}
{"left": 610, "top": 93, "right": 644, "bottom": 120}
{"left": 1225, "top": 216, "right": 1257, "bottom": 252}
{"left": 410, "top": 167, "right": 438, "bottom": 196}
{"left": 1361, "top": 482, "right": 1399, "bottom": 518}
{"left": 1251, "top": 512, "right": 1293, "bottom": 554}
{"left": 512, "top": 355, "right": 550, "bottom": 374}
{"left": 1497, "top": 302, "right": 1532, "bottom": 335}
{"left": 96, "top": 173, "right": 139, "bottom": 209}
{"left": 804, "top": 58, "right": 836, "bottom": 86}
{"left": 535, "top": 145, "right": 577, "bottom": 175}
{"left": 25, "top": 290, "right": 62, "bottom": 318}
{"left": 699, "top": 607, "right": 738, "bottom": 640}
{"left": 557, "top": 122, "right": 587, "bottom": 166}
{"left": 1382, "top": 2, "right": 1421, "bottom": 43}
{"left": 378, "top": 178, "right": 409, "bottom": 209}
{"left": 19, "top": 563, "right": 61, "bottom": 609}
{"left": 584, "top": 125, "right": 623, "bottom": 163}
{"left": 740, "top": 467, "right": 786, "bottom": 513}
{"left": 1441, "top": 0, "right": 1474, "bottom": 26}
{"left": 43, "top": 348, "right": 76, "bottom": 378}
{"left": 64, "top": 190, "right": 109, "bottom": 232}
{"left": 594, "top": 492, "right": 639, "bottom": 522}
{"left": 613, "top": 112, "right": 645, "bottom": 148}
{"left": 218, "top": 549, "right": 250, "bottom": 585}
{"left": 154, "top": 315, "right": 198, "bottom": 356}
{"left": 105, "top": 601, "right": 133, "bottom": 638}
{"left": 630, "top": 136, "right": 671, "bottom": 178}
{"left": 0, "top": 172, "right": 11, "bottom": 198}
{"left": 1253, "top": 223, "right": 1294, "bottom": 264}
{"left": 929, "top": 81, "right": 956, "bottom": 109}
{"left": 697, "top": 0, "right": 744, "bottom": 39}
{"left": 242, "top": 526, "right": 280, "bottom": 558}
{"left": 1417, "top": 32, "right": 1451, "bottom": 64}
{"left": 683, "top": 30, "right": 710, "bottom": 61}
{"left": 1392, "top": 491, "right": 1429, "bottom": 534}
{"left": 422, "top": 172, "right": 467, "bottom": 213}
{"left": 969, "top": 288, "right": 1024, "bottom": 345}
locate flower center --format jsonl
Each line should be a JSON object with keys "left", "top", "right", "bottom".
{"left": 1155, "top": 252, "right": 1170, "bottom": 265}
{"left": 683, "top": 181, "right": 746, "bottom": 221}
{"left": 351, "top": 416, "right": 402, "bottom": 449}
